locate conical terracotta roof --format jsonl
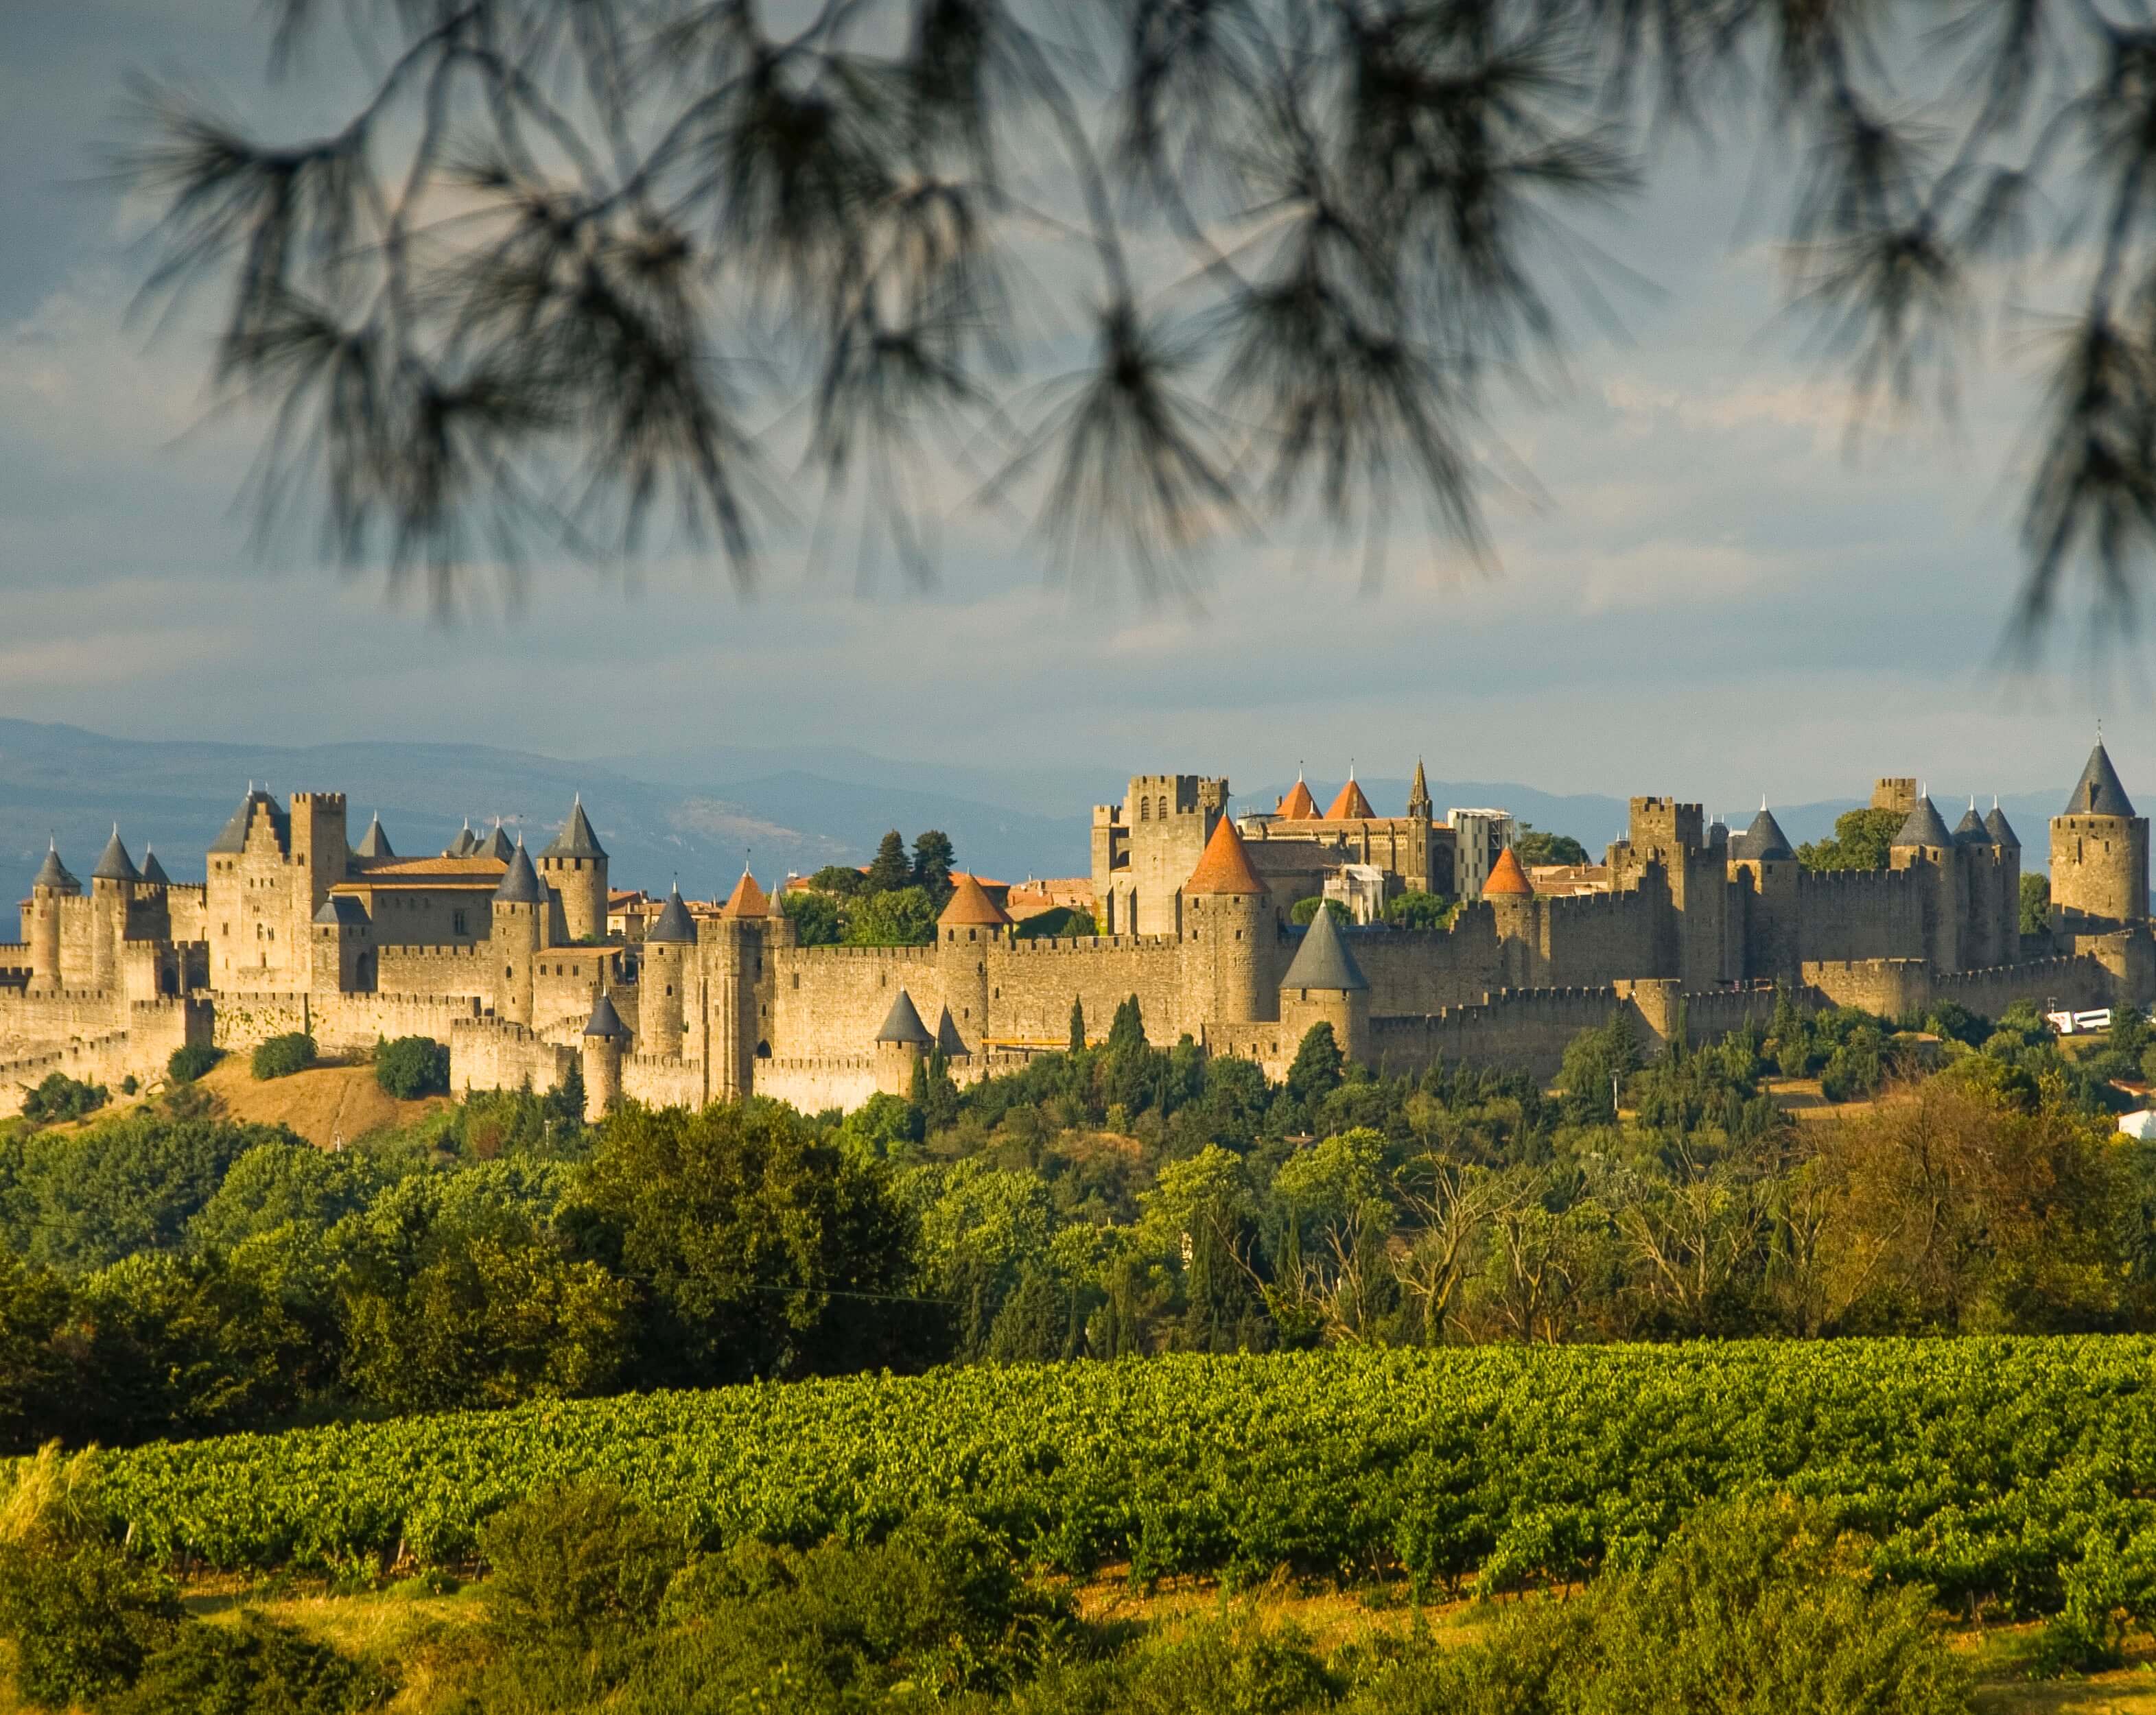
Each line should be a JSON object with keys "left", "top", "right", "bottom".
{"left": 1483, "top": 847, "right": 1533, "bottom": 897}
{"left": 1325, "top": 772, "right": 1376, "bottom": 820}
{"left": 1276, "top": 776, "right": 1319, "bottom": 820}
{"left": 940, "top": 871, "right": 1012, "bottom": 927}
{"left": 1184, "top": 816, "right": 1268, "bottom": 896}
{"left": 719, "top": 868, "right": 769, "bottom": 919}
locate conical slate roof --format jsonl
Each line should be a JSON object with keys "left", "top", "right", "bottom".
{"left": 1185, "top": 816, "right": 1269, "bottom": 896}
{"left": 1325, "top": 772, "right": 1376, "bottom": 820}
{"left": 1985, "top": 802, "right": 2021, "bottom": 849}
{"left": 875, "top": 989, "right": 934, "bottom": 1045}
{"left": 541, "top": 796, "right": 607, "bottom": 860}
{"left": 208, "top": 789, "right": 283, "bottom": 855}
{"left": 1893, "top": 796, "right": 1954, "bottom": 850}
{"left": 940, "top": 872, "right": 1011, "bottom": 927}
{"left": 476, "top": 821, "right": 514, "bottom": 862}
{"left": 447, "top": 821, "right": 478, "bottom": 858}
{"left": 32, "top": 841, "right": 78, "bottom": 893}
{"left": 353, "top": 814, "right": 394, "bottom": 860}
{"left": 719, "top": 868, "right": 769, "bottom": 919}
{"left": 1282, "top": 903, "right": 1368, "bottom": 992}
{"left": 493, "top": 841, "right": 543, "bottom": 904}
{"left": 1276, "top": 775, "right": 1319, "bottom": 820}
{"left": 1737, "top": 805, "right": 1792, "bottom": 862}
{"left": 583, "top": 993, "right": 629, "bottom": 1039}
{"left": 1483, "top": 847, "right": 1534, "bottom": 897}
{"left": 646, "top": 885, "right": 696, "bottom": 944}
{"left": 1953, "top": 802, "right": 1991, "bottom": 845}
{"left": 139, "top": 847, "right": 171, "bottom": 887}
{"left": 93, "top": 826, "right": 139, "bottom": 883}
{"left": 2065, "top": 742, "right": 2136, "bottom": 818}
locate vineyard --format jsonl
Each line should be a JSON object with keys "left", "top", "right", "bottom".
{"left": 79, "top": 1338, "right": 2156, "bottom": 1611}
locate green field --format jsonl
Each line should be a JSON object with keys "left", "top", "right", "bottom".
{"left": 83, "top": 1337, "right": 2156, "bottom": 1613}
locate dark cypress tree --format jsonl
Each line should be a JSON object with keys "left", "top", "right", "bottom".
{"left": 1068, "top": 997, "right": 1086, "bottom": 1055}
{"left": 866, "top": 829, "right": 911, "bottom": 892}
{"left": 911, "top": 830, "right": 956, "bottom": 903}
{"left": 1285, "top": 1022, "right": 1344, "bottom": 1107}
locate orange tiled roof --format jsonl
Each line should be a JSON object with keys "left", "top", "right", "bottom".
{"left": 1325, "top": 777, "right": 1376, "bottom": 820}
{"left": 337, "top": 856, "right": 507, "bottom": 890}
{"left": 720, "top": 869, "right": 769, "bottom": 919}
{"left": 1484, "top": 847, "right": 1533, "bottom": 897}
{"left": 941, "top": 872, "right": 1012, "bottom": 927}
{"left": 1184, "top": 816, "right": 1268, "bottom": 896}
{"left": 1276, "top": 778, "right": 1319, "bottom": 820}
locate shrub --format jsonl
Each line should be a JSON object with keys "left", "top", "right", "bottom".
{"left": 478, "top": 1484, "right": 687, "bottom": 1646}
{"left": 374, "top": 1036, "right": 450, "bottom": 1100}
{"left": 19, "top": 1073, "right": 108, "bottom": 1124}
{"left": 111, "top": 1611, "right": 388, "bottom": 1715}
{"left": 0, "top": 1541, "right": 183, "bottom": 1708}
{"left": 167, "top": 1043, "right": 223, "bottom": 1085}
{"left": 250, "top": 1034, "right": 316, "bottom": 1081}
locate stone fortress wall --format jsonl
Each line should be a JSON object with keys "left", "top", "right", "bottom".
{"left": 2, "top": 743, "right": 2148, "bottom": 1117}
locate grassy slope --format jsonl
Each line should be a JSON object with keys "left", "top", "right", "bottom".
{"left": 6, "top": 1578, "right": 2151, "bottom": 1715}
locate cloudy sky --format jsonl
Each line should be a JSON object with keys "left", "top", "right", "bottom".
{"left": 0, "top": 2, "right": 2138, "bottom": 814}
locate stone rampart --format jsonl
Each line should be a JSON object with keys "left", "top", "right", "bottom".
{"left": 0, "top": 997, "right": 209, "bottom": 1119}
{"left": 451, "top": 1017, "right": 573, "bottom": 1096}
{"left": 755, "top": 1054, "right": 880, "bottom": 1114}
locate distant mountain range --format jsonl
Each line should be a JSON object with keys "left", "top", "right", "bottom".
{"left": 0, "top": 718, "right": 2077, "bottom": 907}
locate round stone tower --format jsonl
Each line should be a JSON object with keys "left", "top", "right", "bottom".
{"left": 874, "top": 988, "right": 935, "bottom": 1095}
{"left": 1180, "top": 815, "right": 1274, "bottom": 1028}
{"left": 581, "top": 991, "right": 629, "bottom": 1122}
{"left": 89, "top": 825, "right": 139, "bottom": 993}
{"left": 1890, "top": 792, "right": 1964, "bottom": 971}
{"left": 537, "top": 796, "right": 609, "bottom": 943}
{"left": 712, "top": 867, "right": 771, "bottom": 1100}
{"left": 27, "top": 840, "right": 78, "bottom": 991}
{"left": 938, "top": 874, "right": 1012, "bottom": 1054}
{"left": 641, "top": 884, "right": 696, "bottom": 1059}
{"left": 2051, "top": 740, "right": 2149, "bottom": 936}
{"left": 491, "top": 839, "right": 545, "bottom": 1028}
{"left": 1481, "top": 843, "right": 1536, "bottom": 987}
{"left": 1278, "top": 901, "right": 1370, "bottom": 1063}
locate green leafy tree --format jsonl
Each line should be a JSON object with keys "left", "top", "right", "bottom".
{"left": 1796, "top": 807, "right": 1907, "bottom": 871}
{"left": 780, "top": 889, "right": 843, "bottom": 947}
{"left": 19, "top": 1075, "right": 108, "bottom": 1125}
{"left": 2022, "top": 873, "right": 2053, "bottom": 937}
{"left": 808, "top": 865, "right": 870, "bottom": 899}
{"left": 866, "top": 831, "right": 913, "bottom": 894}
{"left": 1290, "top": 896, "right": 1351, "bottom": 926}
{"left": 0, "top": 1251, "right": 69, "bottom": 1452}
{"left": 1514, "top": 825, "right": 1590, "bottom": 866}
{"left": 843, "top": 886, "right": 938, "bottom": 947}
{"left": 165, "top": 1045, "right": 222, "bottom": 1085}
{"left": 1558, "top": 1013, "right": 1644, "bottom": 1122}
{"left": 374, "top": 1034, "right": 450, "bottom": 1098}
{"left": 478, "top": 1484, "right": 686, "bottom": 1648}
{"left": 567, "top": 1103, "right": 930, "bottom": 1386}
{"left": 1384, "top": 890, "right": 1455, "bottom": 930}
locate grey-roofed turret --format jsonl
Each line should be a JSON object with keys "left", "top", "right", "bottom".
{"left": 209, "top": 788, "right": 286, "bottom": 856}
{"left": 1735, "top": 803, "right": 1793, "bottom": 862}
{"left": 313, "top": 897, "right": 368, "bottom": 928}
{"left": 476, "top": 820, "right": 514, "bottom": 862}
{"left": 1953, "top": 801, "right": 1991, "bottom": 845}
{"left": 1985, "top": 801, "right": 2019, "bottom": 849}
{"left": 32, "top": 840, "right": 78, "bottom": 895}
{"left": 92, "top": 825, "right": 139, "bottom": 884}
{"left": 537, "top": 794, "right": 609, "bottom": 942}
{"left": 541, "top": 796, "right": 607, "bottom": 860}
{"left": 1282, "top": 903, "right": 1369, "bottom": 992}
{"left": 876, "top": 989, "right": 935, "bottom": 1045}
{"left": 139, "top": 847, "right": 171, "bottom": 887}
{"left": 353, "top": 814, "right": 394, "bottom": 860}
{"left": 583, "top": 992, "right": 629, "bottom": 1039}
{"left": 447, "top": 820, "right": 478, "bottom": 858}
{"left": 1893, "top": 795, "right": 1954, "bottom": 850}
{"left": 2065, "top": 741, "right": 2135, "bottom": 818}
{"left": 493, "top": 840, "right": 543, "bottom": 904}
{"left": 646, "top": 885, "right": 696, "bottom": 944}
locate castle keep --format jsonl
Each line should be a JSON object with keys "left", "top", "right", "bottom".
{"left": 3, "top": 744, "right": 2148, "bottom": 1119}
